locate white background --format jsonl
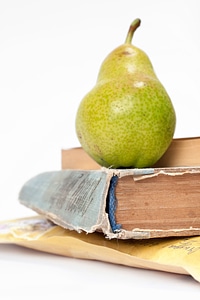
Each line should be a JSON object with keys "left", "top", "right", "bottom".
{"left": 0, "top": 0, "right": 200, "bottom": 298}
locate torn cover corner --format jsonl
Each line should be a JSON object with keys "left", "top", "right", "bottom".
{"left": 18, "top": 169, "right": 114, "bottom": 236}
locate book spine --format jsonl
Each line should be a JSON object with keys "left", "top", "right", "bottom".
{"left": 107, "top": 175, "right": 122, "bottom": 232}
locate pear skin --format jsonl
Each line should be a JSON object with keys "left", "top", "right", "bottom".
{"left": 75, "top": 19, "right": 176, "bottom": 168}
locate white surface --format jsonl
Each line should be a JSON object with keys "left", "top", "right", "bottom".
{"left": 0, "top": 0, "right": 200, "bottom": 297}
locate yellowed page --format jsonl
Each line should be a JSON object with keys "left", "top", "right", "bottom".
{"left": 1, "top": 216, "right": 200, "bottom": 283}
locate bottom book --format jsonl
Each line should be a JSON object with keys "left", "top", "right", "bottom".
{"left": 19, "top": 137, "right": 200, "bottom": 239}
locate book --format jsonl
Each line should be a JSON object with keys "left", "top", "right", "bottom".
{"left": 61, "top": 136, "right": 200, "bottom": 169}
{"left": 19, "top": 137, "right": 200, "bottom": 239}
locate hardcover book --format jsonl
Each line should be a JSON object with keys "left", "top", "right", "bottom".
{"left": 19, "top": 137, "right": 200, "bottom": 239}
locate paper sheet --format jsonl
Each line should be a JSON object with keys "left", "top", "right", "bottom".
{"left": 0, "top": 215, "right": 200, "bottom": 283}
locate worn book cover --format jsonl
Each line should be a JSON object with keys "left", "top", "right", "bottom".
{"left": 19, "top": 137, "right": 200, "bottom": 240}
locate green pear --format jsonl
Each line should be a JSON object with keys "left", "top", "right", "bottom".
{"left": 75, "top": 19, "right": 176, "bottom": 168}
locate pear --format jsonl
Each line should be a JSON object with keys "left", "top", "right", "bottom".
{"left": 75, "top": 19, "right": 176, "bottom": 168}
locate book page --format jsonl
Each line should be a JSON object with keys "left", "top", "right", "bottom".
{"left": 0, "top": 216, "right": 200, "bottom": 284}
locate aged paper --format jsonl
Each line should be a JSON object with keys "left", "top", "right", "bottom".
{"left": 0, "top": 216, "right": 200, "bottom": 283}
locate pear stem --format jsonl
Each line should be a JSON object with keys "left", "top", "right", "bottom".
{"left": 125, "top": 18, "right": 141, "bottom": 44}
